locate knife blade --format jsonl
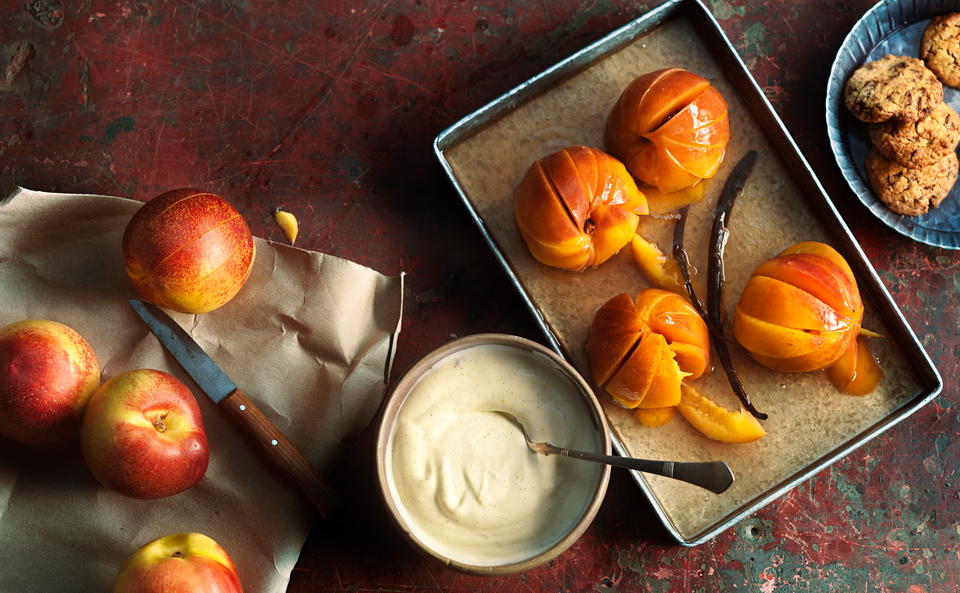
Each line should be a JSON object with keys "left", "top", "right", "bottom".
{"left": 129, "top": 299, "right": 333, "bottom": 516}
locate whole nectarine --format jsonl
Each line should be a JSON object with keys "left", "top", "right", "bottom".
{"left": 113, "top": 532, "right": 242, "bottom": 593}
{"left": 81, "top": 369, "right": 209, "bottom": 499}
{"left": 0, "top": 320, "right": 100, "bottom": 444}
{"left": 123, "top": 188, "right": 256, "bottom": 314}
{"left": 585, "top": 289, "right": 709, "bottom": 409}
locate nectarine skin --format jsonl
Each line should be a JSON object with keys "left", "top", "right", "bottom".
{"left": 734, "top": 242, "right": 863, "bottom": 373}
{"left": 586, "top": 289, "right": 709, "bottom": 410}
{"left": 113, "top": 532, "right": 242, "bottom": 593}
{"left": 0, "top": 320, "right": 100, "bottom": 444}
{"left": 606, "top": 68, "right": 730, "bottom": 193}
{"left": 81, "top": 369, "right": 209, "bottom": 499}
{"left": 123, "top": 188, "right": 256, "bottom": 314}
{"left": 515, "top": 146, "right": 648, "bottom": 271}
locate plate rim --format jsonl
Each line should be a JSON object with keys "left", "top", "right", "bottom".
{"left": 825, "top": 0, "right": 960, "bottom": 249}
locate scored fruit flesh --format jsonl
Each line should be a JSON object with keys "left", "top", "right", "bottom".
{"left": 514, "top": 146, "right": 647, "bottom": 271}
{"left": 734, "top": 242, "right": 863, "bottom": 373}
{"left": 586, "top": 290, "right": 709, "bottom": 410}
{"left": 606, "top": 69, "right": 730, "bottom": 193}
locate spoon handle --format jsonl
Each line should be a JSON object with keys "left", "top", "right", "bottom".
{"left": 543, "top": 444, "right": 735, "bottom": 494}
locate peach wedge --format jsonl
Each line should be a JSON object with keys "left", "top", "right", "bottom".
{"left": 677, "top": 384, "right": 765, "bottom": 443}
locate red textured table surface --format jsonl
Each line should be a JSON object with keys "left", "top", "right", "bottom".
{"left": 2, "top": 1, "right": 958, "bottom": 591}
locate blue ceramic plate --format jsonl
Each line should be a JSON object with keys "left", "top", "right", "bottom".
{"left": 827, "top": 0, "right": 960, "bottom": 249}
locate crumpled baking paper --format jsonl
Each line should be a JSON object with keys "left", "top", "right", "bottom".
{"left": 0, "top": 188, "right": 403, "bottom": 592}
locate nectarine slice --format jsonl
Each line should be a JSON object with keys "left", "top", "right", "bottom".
{"left": 646, "top": 294, "right": 710, "bottom": 351}
{"left": 585, "top": 295, "right": 646, "bottom": 387}
{"left": 634, "top": 406, "right": 677, "bottom": 427}
{"left": 627, "top": 142, "right": 703, "bottom": 194}
{"left": 603, "top": 332, "right": 665, "bottom": 409}
{"left": 739, "top": 276, "right": 848, "bottom": 332}
{"left": 589, "top": 202, "right": 643, "bottom": 265}
{"left": 733, "top": 308, "right": 829, "bottom": 358}
{"left": 642, "top": 183, "right": 706, "bottom": 215}
{"left": 615, "top": 68, "right": 711, "bottom": 134}
{"left": 779, "top": 241, "right": 855, "bottom": 281}
{"left": 677, "top": 384, "right": 765, "bottom": 443}
{"left": 635, "top": 343, "right": 684, "bottom": 409}
{"left": 648, "top": 86, "right": 729, "bottom": 141}
{"left": 514, "top": 223, "right": 593, "bottom": 272}
{"left": 668, "top": 341, "right": 709, "bottom": 380}
{"left": 657, "top": 140, "right": 726, "bottom": 180}
{"left": 630, "top": 233, "right": 685, "bottom": 294}
{"left": 654, "top": 111, "right": 730, "bottom": 148}
{"left": 753, "top": 254, "right": 860, "bottom": 317}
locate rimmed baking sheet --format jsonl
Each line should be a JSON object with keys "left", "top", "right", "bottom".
{"left": 435, "top": 0, "right": 941, "bottom": 545}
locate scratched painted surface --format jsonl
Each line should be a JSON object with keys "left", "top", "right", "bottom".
{"left": 1, "top": 1, "right": 957, "bottom": 592}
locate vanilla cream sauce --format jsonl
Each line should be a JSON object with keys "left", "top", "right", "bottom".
{"left": 385, "top": 343, "right": 604, "bottom": 567}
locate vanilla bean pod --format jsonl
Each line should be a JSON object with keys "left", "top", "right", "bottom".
{"left": 709, "top": 150, "right": 765, "bottom": 419}
{"left": 673, "top": 151, "right": 767, "bottom": 420}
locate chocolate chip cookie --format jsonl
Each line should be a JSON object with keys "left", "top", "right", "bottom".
{"left": 920, "top": 13, "right": 960, "bottom": 87}
{"left": 868, "top": 102, "right": 960, "bottom": 167}
{"left": 844, "top": 54, "right": 943, "bottom": 123}
{"left": 865, "top": 148, "right": 958, "bottom": 216}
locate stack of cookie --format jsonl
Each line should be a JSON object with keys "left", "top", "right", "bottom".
{"left": 845, "top": 41, "right": 960, "bottom": 216}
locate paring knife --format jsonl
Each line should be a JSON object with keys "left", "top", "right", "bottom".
{"left": 129, "top": 299, "right": 333, "bottom": 517}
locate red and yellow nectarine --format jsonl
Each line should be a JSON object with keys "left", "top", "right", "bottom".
{"left": 123, "top": 188, "right": 255, "bottom": 314}
{"left": 0, "top": 319, "right": 100, "bottom": 444}
{"left": 81, "top": 369, "right": 209, "bottom": 499}
{"left": 733, "top": 241, "right": 863, "bottom": 373}
{"left": 113, "top": 532, "right": 242, "bottom": 593}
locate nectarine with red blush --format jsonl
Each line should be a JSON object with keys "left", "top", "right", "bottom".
{"left": 123, "top": 188, "right": 255, "bottom": 314}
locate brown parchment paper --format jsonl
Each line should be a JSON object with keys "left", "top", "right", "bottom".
{"left": 444, "top": 16, "right": 922, "bottom": 541}
{"left": 0, "top": 188, "right": 403, "bottom": 591}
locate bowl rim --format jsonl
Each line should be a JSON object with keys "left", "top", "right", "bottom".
{"left": 374, "top": 333, "right": 612, "bottom": 576}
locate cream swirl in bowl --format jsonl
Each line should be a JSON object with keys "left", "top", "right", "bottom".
{"left": 377, "top": 335, "right": 611, "bottom": 574}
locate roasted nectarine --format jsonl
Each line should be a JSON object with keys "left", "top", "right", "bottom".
{"left": 515, "top": 146, "right": 648, "bottom": 271}
{"left": 586, "top": 289, "right": 709, "bottom": 409}
{"left": 123, "top": 189, "right": 256, "bottom": 314}
{"left": 733, "top": 242, "right": 863, "bottom": 373}
{"left": 606, "top": 68, "right": 730, "bottom": 193}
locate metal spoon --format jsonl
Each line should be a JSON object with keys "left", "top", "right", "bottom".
{"left": 493, "top": 411, "right": 735, "bottom": 494}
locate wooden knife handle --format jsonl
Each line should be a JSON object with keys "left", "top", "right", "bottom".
{"left": 220, "top": 389, "right": 333, "bottom": 517}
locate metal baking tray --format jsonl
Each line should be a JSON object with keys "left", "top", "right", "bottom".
{"left": 434, "top": 0, "right": 942, "bottom": 546}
